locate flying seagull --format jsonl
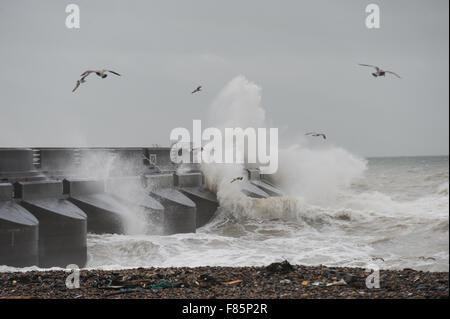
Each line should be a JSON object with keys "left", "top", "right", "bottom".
{"left": 305, "top": 132, "right": 327, "bottom": 140}
{"left": 191, "top": 86, "right": 202, "bottom": 94}
{"left": 230, "top": 176, "right": 244, "bottom": 183}
{"left": 80, "top": 69, "right": 121, "bottom": 79}
{"left": 358, "top": 64, "right": 401, "bottom": 78}
{"left": 72, "top": 69, "right": 121, "bottom": 92}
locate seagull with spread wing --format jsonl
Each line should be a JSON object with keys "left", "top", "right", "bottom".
{"left": 358, "top": 64, "right": 401, "bottom": 78}
{"left": 305, "top": 132, "right": 327, "bottom": 140}
{"left": 191, "top": 86, "right": 202, "bottom": 94}
{"left": 80, "top": 69, "right": 121, "bottom": 79}
{"left": 72, "top": 69, "right": 121, "bottom": 92}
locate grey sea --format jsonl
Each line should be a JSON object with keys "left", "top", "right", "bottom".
{"left": 1, "top": 156, "right": 448, "bottom": 272}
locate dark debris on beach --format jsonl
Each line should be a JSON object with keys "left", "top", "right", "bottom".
{"left": 0, "top": 262, "right": 448, "bottom": 299}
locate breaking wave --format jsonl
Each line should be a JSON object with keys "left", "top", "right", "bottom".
{"left": 1, "top": 76, "right": 447, "bottom": 272}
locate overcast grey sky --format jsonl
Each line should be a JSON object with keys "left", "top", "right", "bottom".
{"left": 0, "top": 0, "right": 448, "bottom": 157}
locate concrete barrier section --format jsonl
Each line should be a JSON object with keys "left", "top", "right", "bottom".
{"left": 14, "top": 180, "right": 63, "bottom": 201}
{"left": 246, "top": 168, "right": 261, "bottom": 181}
{"left": 64, "top": 178, "right": 105, "bottom": 196}
{"left": 0, "top": 183, "right": 13, "bottom": 201}
{"left": 0, "top": 147, "right": 286, "bottom": 267}
{"left": 175, "top": 172, "right": 202, "bottom": 187}
{"left": 148, "top": 173, "right": 174, "bottom": 189}
{"left": 241, "top": 181, "right": 270, "bottom": 198}
{"left": 16, "top": 180, "right": 87, "bottom": 268}
{"left": 151, "top": 188, "right": 196, "bottom": 234}
{"left": 0, "top": 149, "right": 35, "bottom": 173}
{"left": 179, "top": 186, "right": 219, "bottom": 228}
{"left": 0, "top": 183, "right": 39, "bottom": 267}
{"left": 66, "top": 178, "right": 131, "bottom": 234}
{"left": 251, "top": 180, "right": 284, "bottom": 197}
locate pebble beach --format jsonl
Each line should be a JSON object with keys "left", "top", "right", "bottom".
{"left": 1, "top": 262, "right": 448, "bottom": 299}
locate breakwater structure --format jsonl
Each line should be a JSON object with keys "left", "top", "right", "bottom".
{"left": 0, "top": 147, "right": 283, "bottom": 268}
